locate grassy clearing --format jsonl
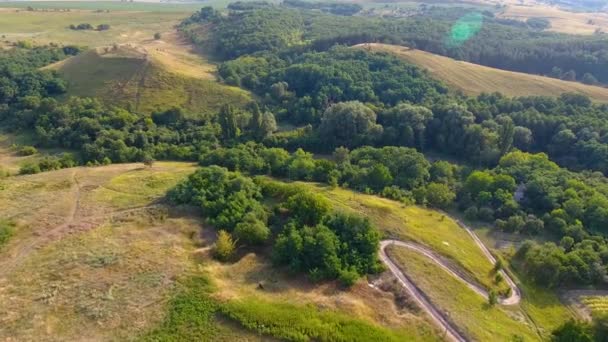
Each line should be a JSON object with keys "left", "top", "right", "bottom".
{"left": 143, "top": 274, "right": 435, "bottom": 342}
{"left": 0, "top": 7, "right": 188, "bottom": 47}
{"left": 388, "top": 246, "right": 541, "bottom": 341}
{"left": 51, "top": 45, "right": 251, "bottom": 114}
{"left": 361, "top": 43, "right": 608, "bottom": 103}
{"left": 519, "top": 282, "right": 574, "bottom": 336}
{"left": 0, "top": 1, "right": 259, "bottom": 11}
{"left": 0, "top": 214, "right": 201, "bottom": 341}
{"left": 221, "top": 298, "right": 422, "bottom": 342}
{"left": 91, "top": 163, "right": 196, "bottom": 208}
{"left": 264, "top": 179, "right": 502, "bottom": 292}
{"left": 0, "top": 164, "right": 441, "bottom": 340}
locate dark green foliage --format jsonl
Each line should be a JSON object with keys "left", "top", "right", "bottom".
{"left": 272, "top": 212, "right": 380, "bottom": 283}
{"left": 168, "top": 166, "right": 266, "bottom": 231}
{"left": 551, "top": 320, "right": 593, "bottom": 342}
{"left": 284, "top": 191, "right": 330, "bottom": 226}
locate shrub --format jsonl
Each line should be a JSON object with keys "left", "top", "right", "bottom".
{"left": 338, "top": 268, "right": 359, "bottom": 287}
{"left": 214, "top": 230, "right": 236, "bottom": 261}
{"left": 19, "top": 163, "right": 40, "bottom": 175}
{"left": 18, "top": 145, "right": 37, "bottom": 156}
{"left": 234, "top": 215, "right": 270, "bottom": 245}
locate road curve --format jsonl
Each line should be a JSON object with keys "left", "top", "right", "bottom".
{"left": 378, "top": 221, "right": 521, "bottom": 341}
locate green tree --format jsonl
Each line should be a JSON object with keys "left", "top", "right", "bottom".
{"left": 319, "top": 101, "right": 382, "bottom": 148}
{"left": 218, "top": 104, "right": 240, "bottom": 140}
{"left": 285, "top": 191, "right": 331, "bottom": 226}
{"left": 551, "top": 321, "right": 593, "bottom": 342}
{"left": 425, "top": 182, "right": 456, "bottom": 209}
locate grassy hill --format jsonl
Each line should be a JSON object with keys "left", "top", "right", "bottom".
{"left": 0, "top": 163, "right": 437, "bottom": 341}
{"left": 360, "top": 43, "right": 608, "bottom": 102}
{"left": 49, "top": 45, "right": 251, "bottom": 115}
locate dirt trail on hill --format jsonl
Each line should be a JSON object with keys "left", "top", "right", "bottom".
{"left": 378, "top": 220, "right": 521, "bottom": 342}
{"left": 0, "top": 169, "right": 162, "bottom": 280}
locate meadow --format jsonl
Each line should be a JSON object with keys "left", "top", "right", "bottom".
{"left": 361, "top": 43, "right": 608, "bottom": 103}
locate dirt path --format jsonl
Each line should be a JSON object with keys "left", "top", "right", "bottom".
{"left": 0, "top": 167, "right": 162, "bottom": 280}
{"left": 378, "top": 220, "right": 521, "bottom": 342}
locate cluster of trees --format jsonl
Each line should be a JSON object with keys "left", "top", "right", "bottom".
{"left": 69, "top": 23, "right": 111, "bottom": 31}
{"left": 282, "top": 0, "right": 362, "bottom": 16}
{"left": 168, "top": 165, "right": 381, "bottom": 285}
{"left": 198, "top": 142, "right": 458, "bottom": 208}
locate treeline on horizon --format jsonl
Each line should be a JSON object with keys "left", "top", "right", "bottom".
{"left": 181, "top": 4, "right": 608, "bottom": 85}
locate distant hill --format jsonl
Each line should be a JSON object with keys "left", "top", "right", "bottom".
{"left": 358, "top": 43, "right": 608, "bottom": 103}
{"left": 47, "top": 45, "right": 251, "bottom": 116}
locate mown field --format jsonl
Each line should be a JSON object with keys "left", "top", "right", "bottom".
{"left": 361, "top": 43, "right": 608, "bottom": 102}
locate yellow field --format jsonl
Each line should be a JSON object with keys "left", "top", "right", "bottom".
{"left": 361, "top": 43, "right": 608, "bottom": 102}
{"left": 0, "top": 7, "right": 188, "bottom": 47}
{"left": 498, "top": 4, "right": 608, "bottom": 35}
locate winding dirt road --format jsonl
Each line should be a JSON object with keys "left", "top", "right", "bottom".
{"left": 378, "top": 220, "right": 521, "bottom": 342}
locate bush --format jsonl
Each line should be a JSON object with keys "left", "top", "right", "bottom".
{"left": 234, "top": 215, "right": 270, "bottom": 245}
{"left": 214, "top": 230, "right": 236, "bottom": 261}
{"left": 338, "top": 268, "right": 359, "bottom": 287}
{"left": 464, "top": 206, "right": 478, "bottom": 221}
{"left": 488, "top": 290, "right": 498, "bottom": 306}
{"left": 154, "top": 32, "right": 162, "bottom": 40}
{"left": 0, "top": 220, "right": 14, "bottom": 249}
{"left": 18, "top": 145, "right": 37, "bottom": 156}
{"left": 19, "top": 163, "right": 40, "bottom": 175}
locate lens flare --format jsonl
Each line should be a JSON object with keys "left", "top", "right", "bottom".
{"left": 446, "top": 12, "right": 484, "bottom": 47}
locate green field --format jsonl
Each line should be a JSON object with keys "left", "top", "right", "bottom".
{"left": 388, "top": 246, "right": 541, "bottom": 341}
{"left": 0, "top": 163, "right": 441, "bottom": 341}
{"left": 0, "top": 7, "right": 189, "bottom": 47}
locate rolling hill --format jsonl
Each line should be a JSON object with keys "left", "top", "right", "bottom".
{"left": 359, "top": 43, "right": 608, "bottom": 102}
{"left": 48, "top": 44, "right": 251, "bottom": 116}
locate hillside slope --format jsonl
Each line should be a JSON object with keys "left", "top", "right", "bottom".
{"left": 359, "top": 43, "right": 608, "bottom": 102}
{"left": 49, "top": 45, "right": 251, "bottom": 116}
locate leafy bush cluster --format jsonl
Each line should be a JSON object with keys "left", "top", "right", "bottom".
{"left": 168, "top": 165, "right": 381, "bottom": 285}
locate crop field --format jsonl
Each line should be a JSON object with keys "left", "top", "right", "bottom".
{"left": 361, "top": 43, "right": 608, "bottom": 103}
{"left": 498, "top": 3, "right": 608, "bottom": 35}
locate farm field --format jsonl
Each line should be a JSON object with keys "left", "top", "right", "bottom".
{"left": 0, "top": 7, "right": 189, "bottom": 47}
{"left": 360, "top": 43, "right": 608, "bottom": 102}
{"left": 498, "top": 3, "right": 608, "bottom": 35}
